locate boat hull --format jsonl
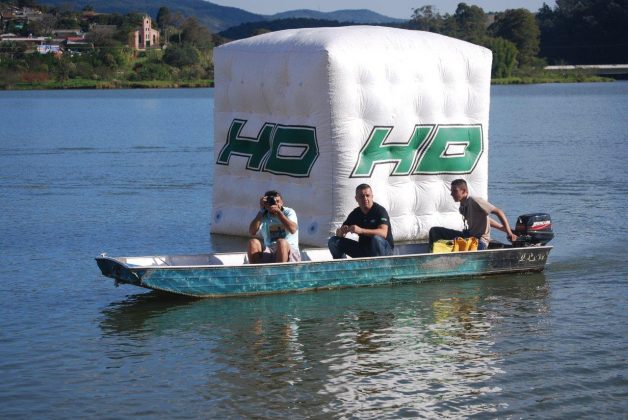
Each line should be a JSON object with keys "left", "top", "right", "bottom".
{"left": 96, "top": 246, "right": 552, "bottom": 298}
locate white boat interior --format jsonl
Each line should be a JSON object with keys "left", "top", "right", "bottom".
{"left": 114, "top": 243, "right": 434, "bottom": 268}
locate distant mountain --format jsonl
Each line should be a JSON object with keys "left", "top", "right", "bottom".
{"left": 269, "top": 9, "right": 405, "bottom": 24}
{"left": 219, "top": 18, "right": 350, "bottom": 41}
{"left": 37, "top": 0, "right": 260, "bottom": 32}
{"left": 35, "top": 0, "right": 406, "bottom": 33}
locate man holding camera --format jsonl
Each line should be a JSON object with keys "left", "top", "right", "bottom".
{"left": 247, "top": 190, "right": 300, "bottom": 264}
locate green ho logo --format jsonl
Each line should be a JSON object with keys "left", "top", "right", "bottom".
{"left": 217, "top": 120, "right": 482, "bottom": 178}
{"left": 216, "top": 119, "right": 319, "bottom": 178}
{"left": 351, "top": 124, "right": 483, "bottom": 177}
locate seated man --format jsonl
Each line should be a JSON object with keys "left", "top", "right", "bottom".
{"left": 328, "top": 183, "right": 394, "bottom": 259}
{"left": 247, "top": 190, "right": 300, "bottom": 263}
{"left": 429, "top": 179, "right": 518, "bottom": 251}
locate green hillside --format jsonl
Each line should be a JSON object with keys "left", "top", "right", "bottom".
{"left": 37, "top": 0, "right": 264, "bottom": 32}
{"left": 36, "top": 0, "right": 406, "bottom": 33}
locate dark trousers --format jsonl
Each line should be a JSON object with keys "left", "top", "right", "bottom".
{"left": 428, "top": 227, "right": 487, "bottom": 250}
{"left": 328, "top": 235, "right": 393, "bottom": 259}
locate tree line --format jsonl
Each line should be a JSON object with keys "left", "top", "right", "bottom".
{"left": 536, "top": 0, "right": 628, "bottom": 65}
{"left": 222, "top": 0, "right": 627, "bottom": 79}
{"left": 408, "top": 0, "right": 627, "bottom": 78}
{"left": 409, "top": 4, "right": 540, "bottom": 78}
{"left": 1, "top": 0, "right": 625, "bottom": 87}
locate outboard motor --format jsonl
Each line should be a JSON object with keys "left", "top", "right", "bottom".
{"left": 513, "top": 213, "right": 554, "bottom": 246}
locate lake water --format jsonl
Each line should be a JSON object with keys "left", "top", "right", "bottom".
{"left": 1, "top": 83, "right": 626, "bottom": 417}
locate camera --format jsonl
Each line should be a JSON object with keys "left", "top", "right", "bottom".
{"left": 266, "top": 195, "right": 276, "bottom": 206}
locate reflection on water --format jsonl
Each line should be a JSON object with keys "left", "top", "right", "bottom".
{"left": 100, "top": 274, "right": 549, "bottom": 417}
{"left": 100, "top": 292, "right": 197, "bottom": 336}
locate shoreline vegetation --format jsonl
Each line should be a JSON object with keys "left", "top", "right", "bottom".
{"left": 2, "top": 78, "right": 213, "bottom": 90}
{"left": 491, "top": 73, "right": 614, "bottom": 85}
{"left": 1, "top": 71, "right": 614, "bottom": 91}
{"left": 1, "top": 0, "right": 623, "bottom": 90}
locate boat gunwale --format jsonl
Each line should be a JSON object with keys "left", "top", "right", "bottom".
{"left": 96, "top": 245, "right": 554, "bottom": 271}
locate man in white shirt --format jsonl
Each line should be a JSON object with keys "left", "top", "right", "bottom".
{"left": 247, "top": 190, "right": 300, "bottom": 263}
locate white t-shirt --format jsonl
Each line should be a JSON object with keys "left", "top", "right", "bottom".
{"left": 259, "top": 206, "right": 299, "bottom": 250}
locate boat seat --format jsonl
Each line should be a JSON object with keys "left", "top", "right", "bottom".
{"left": 301, "top": 249, "right": 336, "bottom": 262}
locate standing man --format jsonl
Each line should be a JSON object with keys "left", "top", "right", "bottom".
{"left": 328, "top": 184, "right": 394, "bottom": 259}
{"left": 429, "top": 179, "right": 518, "bottom": 251}
{"left": 247, "top": 190, "right": 300, "bottom": 263}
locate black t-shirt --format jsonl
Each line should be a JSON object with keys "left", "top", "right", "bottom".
{"left": 343, "top": 202, "right": 394, "bottom": 249}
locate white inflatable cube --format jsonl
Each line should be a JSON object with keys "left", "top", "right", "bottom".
{"left": 211, "top": 26, "right": 492, "bottom": 247}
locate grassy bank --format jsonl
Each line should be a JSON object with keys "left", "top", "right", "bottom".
{"left": 3, "top": 78, "right": 213, "bottom": 90}
{"left": 492, "top": 75, "right": 613, "bottom": 84}
{"left": 492, "top": 67, "right": 616, "bottom": 84}
{"left": 0, "top": 71, "right": 615, "bottom": 90}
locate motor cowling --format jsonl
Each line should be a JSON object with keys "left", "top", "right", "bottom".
{"left": 513, "top": 213, "right": 554, "bottom": 246}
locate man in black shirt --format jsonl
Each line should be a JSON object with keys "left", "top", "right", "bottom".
{"left": 328, "top": 184, "right": 394, "bottom": 259}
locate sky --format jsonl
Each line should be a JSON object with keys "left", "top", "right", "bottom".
{"left": 208, "top": 1, "right": 556, "bottom": 20}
